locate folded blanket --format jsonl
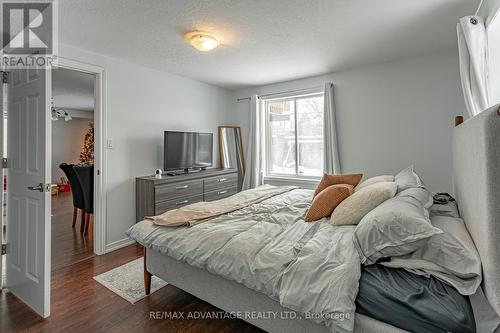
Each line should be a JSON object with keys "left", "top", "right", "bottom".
{"left": 147, "top": 184, "right": 298, "bottom": 227}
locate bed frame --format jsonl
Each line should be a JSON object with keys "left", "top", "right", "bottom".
{"left": 142, "top": 104, "right": 500, "bottom": 332}
{"left": 453, "top": 104, "right": 500, "bottom": 315}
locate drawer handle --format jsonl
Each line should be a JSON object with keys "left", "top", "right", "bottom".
{"left": 218, "top": 178, "right": 227, "bottom": 182}
{"left": 218, "top": 190, "right": 228, "bottom": 195}
{"left": 175, "top": 185, "right": 189, "bottom": 190}
{"left": 176, "top": 200, "right": 189, "bottom": 205}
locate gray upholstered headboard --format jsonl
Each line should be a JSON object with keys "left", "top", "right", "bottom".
{"left": 453, "top": 104, "right": 500, "bottom": 315}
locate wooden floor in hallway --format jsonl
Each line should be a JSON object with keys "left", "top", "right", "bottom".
{"left": 51, "top": 191, "right": 94, "bottom": 271}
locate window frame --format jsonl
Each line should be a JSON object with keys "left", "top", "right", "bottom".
{"left": 263, "top": 91, "right": 324, "bottom": 180}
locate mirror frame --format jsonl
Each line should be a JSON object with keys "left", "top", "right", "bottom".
{"left": 218, "top": 125, "right": 245, "bottom": 174}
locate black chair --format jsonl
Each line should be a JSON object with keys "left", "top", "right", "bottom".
{"left": 59, "top": 163, "right": 86, "bottom": 232}
{"left": 74, "top": 165, "right": 94, "bottom": 236}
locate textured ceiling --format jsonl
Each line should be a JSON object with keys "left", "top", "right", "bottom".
{"left": 52, "top": 68, "right": 95, "bottom": 111}
{"left": 59, "top": 0, "right": 477, "bottom": 90}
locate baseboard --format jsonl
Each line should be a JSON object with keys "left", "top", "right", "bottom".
{"left": 105, "top": 237, "right": 136, "bottom": 253}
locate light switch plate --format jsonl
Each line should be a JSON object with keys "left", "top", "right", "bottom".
{"left": 107, "top": 138, "right": 114, "bottom": 149}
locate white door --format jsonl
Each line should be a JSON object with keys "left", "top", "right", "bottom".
{"left": 5, "top": 67, "right": 51, "bottom": 317}
{"left": 0, "top": 71, "right": 4, "bottom": 289}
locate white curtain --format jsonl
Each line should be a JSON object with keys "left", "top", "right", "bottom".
{"left": 323, "top": 83, "right": 341, "bottom": 174}
{"left": 457, "top": 16, "right": 490, "bottom": 117}
{"left": 242, "top": 95, "right": 262, "bottom": 190}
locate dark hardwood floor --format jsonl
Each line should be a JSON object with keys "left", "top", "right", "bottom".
{"left": 51, "top": 192, "right": 94, "bottom": 271}
{"left": 1, "top": 244, "right": 262, "bottom": 333}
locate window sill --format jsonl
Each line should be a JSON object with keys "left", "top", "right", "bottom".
{"left": 263, "top": 175, "right": 320, "bottom": 190}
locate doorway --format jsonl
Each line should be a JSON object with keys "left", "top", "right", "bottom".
{"left": 54, "top": 58, "right": 106, "bottom": 257}
{"left": 51, "top": 68, "right": 96, "bottom": 270}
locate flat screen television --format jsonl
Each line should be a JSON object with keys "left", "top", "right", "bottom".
{"left": 163, "top": 131, "right": 213, "bottom": 171}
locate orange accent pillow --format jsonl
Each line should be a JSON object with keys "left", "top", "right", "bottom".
{"left": 314, "top": 173, "right": 363, "bottom": 197}
{"left": 305, "top": 184, "right": 353, "bottom": 222}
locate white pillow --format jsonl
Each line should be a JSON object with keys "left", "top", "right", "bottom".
{"left": 330, "top": 182, "right": 397, "bottom": 226}
{"left": 354, "top": 187, "right": 442, "bottom": 265}
{"left": 355, "top": 175, "right": 394, "bottom": 192}
{"left": 394, "top": 165, "right": 424, "bottom": 192}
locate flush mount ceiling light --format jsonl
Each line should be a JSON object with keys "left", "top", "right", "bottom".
{"left": 185, "top": 31, "right": 219, "bottom": 52}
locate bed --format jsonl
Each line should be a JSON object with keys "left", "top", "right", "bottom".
{"left": 129, "top": 104, "right": 500, "bottom": 333}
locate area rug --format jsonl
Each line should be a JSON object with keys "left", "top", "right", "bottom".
{"left": 93, "top": 258, "right": 167, "bottom": 304}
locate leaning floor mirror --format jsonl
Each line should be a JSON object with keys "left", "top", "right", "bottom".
{"left": 219, "top": 126, "right": 245, "bottom": 190}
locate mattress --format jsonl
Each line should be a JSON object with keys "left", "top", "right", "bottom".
{"left": 147, "top": 247, "right": 475, "bottom": 333}
{"left": 147, "top": 248, "right": 408, "bottom": 333}
{"left": 129, "top": 188, "right": 485, "bottom": 332}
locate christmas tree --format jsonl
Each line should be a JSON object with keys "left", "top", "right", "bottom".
{"left": 79, "top": 122, "right": 94, "bottom": 165}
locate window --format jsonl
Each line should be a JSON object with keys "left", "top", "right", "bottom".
{"left": 264, "top": 93, "right": 324, "bottom": 178}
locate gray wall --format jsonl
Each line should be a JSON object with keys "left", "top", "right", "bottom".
{"left": 51, "top": 118, "right": 92, "bottom": 182}
{"left": 488, "top": 12, "right": 500, "bottom": 105}
{"left": 232, "top": 52, "right": 466, "bottom": 193}
{"left": 479, "top": 0, "right": 500, "bottom": 25}
{"left": 60, "top": 43, "right": 233, "bottom": 250}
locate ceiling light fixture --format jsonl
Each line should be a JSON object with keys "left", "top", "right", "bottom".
{"left": 185, "top": 31, "right": 219, "bottom": 52}
{"left": 51, "top": 98, "right": 72, "bottom": 121}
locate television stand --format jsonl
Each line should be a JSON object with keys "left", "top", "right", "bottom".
{"left": 136, "top": 168, "right": 239, "bottom": 222}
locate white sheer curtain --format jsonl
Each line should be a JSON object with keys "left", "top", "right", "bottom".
{"left": 242, "top": 95, "right": 263, "bottom": 190}
{"left": 323, "top": 83, "right": 341, "bottom": 174}
{"left": 457, "top": 16, "right": 490, "bottom": 117}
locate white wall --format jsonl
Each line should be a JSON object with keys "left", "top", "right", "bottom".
{"left": 59, "top": 44, "right": 233, "bottom": 250}
{"left": 232, "top": 52, "right": 466, "bottom": 193}
{"left": 51, "top": 117, "right": 92, "bottom": 182}
{"left": 487, "top": 10, "right": 500, "bottom": 105}
{"left": 480, "top": 0, "right": 500, "bottom": 26}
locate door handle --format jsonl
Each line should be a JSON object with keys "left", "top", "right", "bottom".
{"left": 218, "top": 178, "right": 227, "bottom": 182}
{"left": 218, "top": 190, "right": 228, "bottom": 195}
{"left": 27, "top": 183, "right": 49, "bottom": 192}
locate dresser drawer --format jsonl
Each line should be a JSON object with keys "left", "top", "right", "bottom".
{"left": 155, "top": 195, "right": 203, "bottom": 215}
{"left": 204, "top": 186, "right": 238, "bottom": 202}
{"left": 155, "top": 179, "right": 203, "bottom": 202}
{"left": 204, "top": 173, "right": 238, "bottom": 192}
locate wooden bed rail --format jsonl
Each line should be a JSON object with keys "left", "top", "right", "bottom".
{"left": 144, "top": 247, "right": 152, "bottom": 295}
{"left": 456, "top": 106, "right": 500, "bottom": 127}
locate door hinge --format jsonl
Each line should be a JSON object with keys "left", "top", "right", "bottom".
{"left": 2, "top": 71, "right": 9, "bottom": 84}
{"left": 2, "top": 158, "right": 7, "bottom": 169}
{"left": 1, "top": 244, "right": 6, "bottom": 255}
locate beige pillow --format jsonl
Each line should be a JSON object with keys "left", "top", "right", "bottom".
{"left": 331, "top": 182, "right": 397, "bottom": 226}
{"left": 355, "top": 175, "right": 395, "bottom": 192}
{"left": 305, "top": 184, "right": 353, "bottom": 222}
{"left": 314, "top": 173, "right": 363, "bottom": 197}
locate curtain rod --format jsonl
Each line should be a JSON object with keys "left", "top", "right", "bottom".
{"left": 236, "top": 84, "right": 329, "bottom": 102}
{"left": 471, "top": 0, "right": 484, "bottom": 24}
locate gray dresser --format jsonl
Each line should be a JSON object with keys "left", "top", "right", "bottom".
{"left": 136, "top": 168, "right": 239, "bottom": 222}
